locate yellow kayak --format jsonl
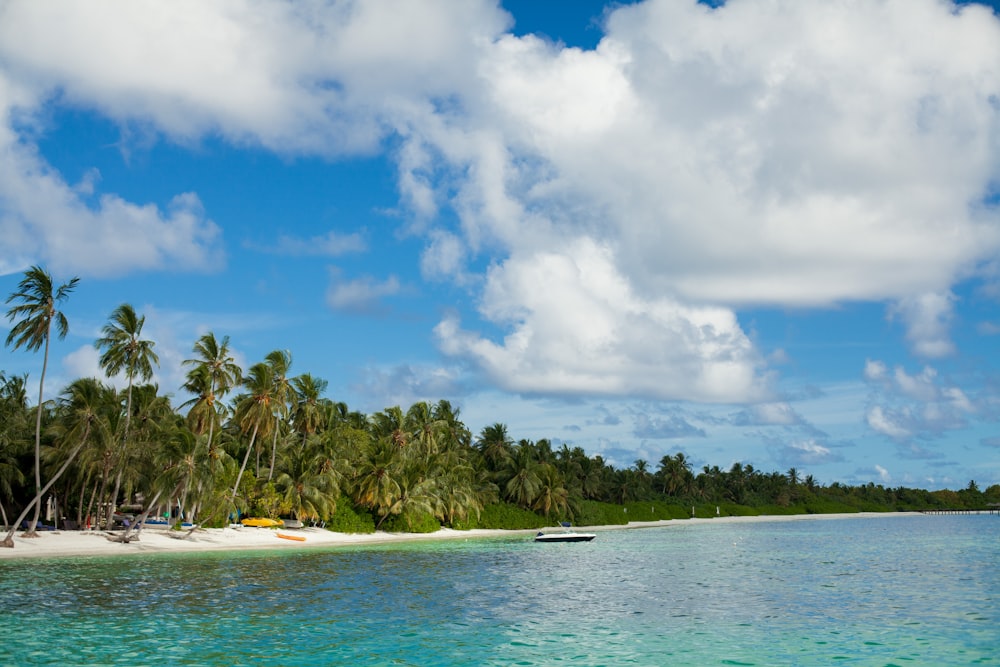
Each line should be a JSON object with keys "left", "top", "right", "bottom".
{"left": 241, "top": 517, "right": 282, "bottom": 528}
{"left": 277, "top": 533, "right": 306, "bottom": 542}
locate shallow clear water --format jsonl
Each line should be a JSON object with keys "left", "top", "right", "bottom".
{"left": 1, "top": 514, "right": 997, "bottom": 666}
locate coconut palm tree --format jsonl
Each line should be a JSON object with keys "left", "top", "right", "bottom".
{"left": 502, "top": 445, "right": 542, "bottom": 509}
{"left": 94, "top": 303, "right": 159, "bottom": 528}
{"left": 272, "top": 444, "right": 339, "bottom": 523}
{"left": 476, "top": 423, "right": 513, "bottom": 473}
{"left": 353, "top": 438, "right": 404, "bottom": 527}
{"left": 0, "top": 372, "right": 28, "bottom": 530}
{"left": 291, "top": 373, "right": 328, "bottom": 448}
{"left": 2, "top": 378, "right": 103, "bottom": 547}
{"left": 230, "top": 361, "right": 276, "bottom": 501}
{"left": 4, "top": 265, "right": 79, "bottom": 537}
{"left": 182, "top": 332, "right": 242, "bottom": 453}
{"left": 264, "top": 350, "right": 293, "bottom": 482}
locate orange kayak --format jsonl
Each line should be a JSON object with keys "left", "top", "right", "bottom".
{"left": 277, "top": 533, "right": 306, "bottom": 542}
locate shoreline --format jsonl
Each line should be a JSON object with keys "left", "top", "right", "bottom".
{"left": 0, "top": 512, "right": 925, "bottom": 561}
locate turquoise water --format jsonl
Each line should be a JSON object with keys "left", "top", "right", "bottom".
{"left": 1, "top": 515, "right": 997, "bottom": 666}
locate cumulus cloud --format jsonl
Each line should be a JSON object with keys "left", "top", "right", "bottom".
{"left": 632, "top": 412, "right": 707, "bottom": 439}
{"left": 0, "top": 137, "right": 224, "bottom": 276}
{"left": 731, "top": 402, "right": 804, "bottom": 426}
{"left": 888, "top": 292, "right": 957, "bottom": 359}
{"left": 779, "top": 438, "right": 843, "bottom": 466}
{"left": 326, "top": 270, "right": 402, "bottom": 314}
{"left": 863, "top": 359, "right": 979, "bottom": 445}
{"left": 866, "top": 405, "right": 912, "bottom": 440}
{"left": 435, "top": 238, "right": 769, "bottom": 402}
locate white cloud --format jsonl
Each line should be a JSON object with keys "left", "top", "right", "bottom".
{"left": 893, "top": 365, "right": 940, "bottom": 402}
{"left": 866, "top": 405, "right": 911, "bottom": 440}
{"left": 888, "top": 292, "right": 957, "bottom": 359}
{"left": 875, "top": 464, "right": 891, "bottom": 484}
{"left": 781, "top": 438, "right": 841, "bottom": 465}
{"left": 326, "top": 270, "right": 401, "bottom": 313}
{"left": 863, "top": 359, "right": 888, "bottom": 383}
{"left": 435, "top": 238, "right": 769, "bottom": 403}
{"left": 0, "top": 115, "right": 224, "bottom": 276}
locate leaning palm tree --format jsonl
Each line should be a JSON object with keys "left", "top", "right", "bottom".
{"left": 182, "top": 332, "right": 242, "bottom": 453}
{"left": 94, "top": 303, "right": 159, "bottom": 529}
{"left": 2, "top": 378, "right": 103, "bottom": 547}
{"left": 4, "top": 265, "right": 79, "bottom": 537}
{"left": 264, "top": 350, "right": 293, "bottom": 482}
{"left": 230, "top": 361, "right": 276, "bottom": 501}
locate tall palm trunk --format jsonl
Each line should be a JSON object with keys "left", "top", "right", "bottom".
{"left": 232, "top": 424, "right": 259, "bottom": 500}
{"left": 268, "top": 425, "right": 279, "bottom": 482}
{"left": 24, "top": 322, "right": 53, "bottom": 537}
{"left": 106, "top": 380, "right": 134, "bottom": 531}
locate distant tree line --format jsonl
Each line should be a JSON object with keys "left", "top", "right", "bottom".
{"left": 3, "top": 267, "right": 998, "bottom": 547}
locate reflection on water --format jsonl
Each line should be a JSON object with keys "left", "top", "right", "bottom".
{"left": 1, "top": 515, "right": 997, "bottom": 666}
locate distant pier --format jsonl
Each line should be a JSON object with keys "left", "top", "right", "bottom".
{"left": 918, "top": 507, "right": 1000, "bottom": 516}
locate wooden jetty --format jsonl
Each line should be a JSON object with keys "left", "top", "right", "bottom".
{"left": 918, "top": 507, "right": 1000, "bottom": 516}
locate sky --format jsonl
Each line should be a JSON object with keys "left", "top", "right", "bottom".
{"left": 1, "top": 0, "right": 999, "bottom": 490}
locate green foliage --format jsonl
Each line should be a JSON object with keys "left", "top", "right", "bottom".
{"left": 382, "top": 509, "right": 440, "bottom": 533}
{"left": 325, "top": 498, "right": 375, "bottom": 534}
{"left": 249, "top": 481, "right": 287, "bottom": 519}
{"left": 718, "top": 502, "right": 760, "bottom": 517}
{"left": 575, "top": 500, "right": 630, "bottom": 527}
{"left": 474, "top": 502, "right": 550, "bottom": 530}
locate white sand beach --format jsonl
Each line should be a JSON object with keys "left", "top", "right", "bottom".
{"left": 0, "top": 512, "right": 922, "bottom": 560}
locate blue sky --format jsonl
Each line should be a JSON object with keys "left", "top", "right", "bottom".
{"left": 1, "top": 0, "right": 999, "bottom": 490}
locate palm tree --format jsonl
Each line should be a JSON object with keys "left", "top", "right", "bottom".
{"left": 264, "top": 350, "right": 293, "bottom": 481}
{"left": 182, "top": 332, "right": 242, "bottom": 453}
{"left": 4, "top": 265, "right": 79, "bottom": 537}
{"left": 0, "top": 372, "right": 28, "bottom": 531}
{"left": 94, "top": 303, "right": 159, "bottom": 528}
{"left": 230, "top": 361, "right": 276, "bottom": 501}
{"left": 272, "top": 445, "right": 339, "bottom": 523}
{"left": 291, "top": 373, "right": 328, "bottom": 448}
{"left": 477, "top": 423, "right": 513, "bottom": 472}
{"left": 354, "top": 438, "right": 404, "bottom": 527}
{"left": 503, "top": 446, "right": 542, "bottom": 509}
{"left": 2, "top": 378, "right": 102, "bottom": 547}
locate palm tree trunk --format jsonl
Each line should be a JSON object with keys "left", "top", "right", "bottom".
{"left": 232, "top": 425, "right": 259, "bottom": 499}
{"left": 268, "top": 425, "right": 279, "bottom": 482}
{"left": 76, "top": 470, "right": 91, "bottom": 528}
{"left": 85, "top": 474, "right": 100, "bottom": 529}
{"left": 106, "top": 469, "right": 123, "bottom": 530}
{"left": 24, "top": 326, "right": 53, "bottom": 537}
{"left": 2, "top": 434, "right": 89, "bottom": 547}
{"left": 116, "top": 488, "right": 162, "bottom": 543}
{"left": 108, "top": 378, "right": 134, "bottom": 532}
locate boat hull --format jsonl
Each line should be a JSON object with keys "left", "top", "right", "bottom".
{"left": 534, "top": 532, "right": 596, "bottom": 543}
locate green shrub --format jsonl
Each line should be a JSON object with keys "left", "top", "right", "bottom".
{"left": 575, "top": 500, "right": 629, "bottom": 527}
{"left": 382, "top": 510, "right": 440, "bottom": 533}
{"left": 475, "top": 503, "right": 550, "bottom": 530}
{"left": 325, "top": 498, "right": 375, "bottom": 534}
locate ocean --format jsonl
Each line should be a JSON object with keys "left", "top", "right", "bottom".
{"left": 1, "top": 514, "right": 996, "bottom": 666}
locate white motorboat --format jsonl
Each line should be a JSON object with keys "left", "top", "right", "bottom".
{"left": 534, "top": 523, "right": 596, "bottom": 542}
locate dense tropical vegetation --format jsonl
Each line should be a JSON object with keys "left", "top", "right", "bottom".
{"left": 2, "top": 268, "right": 998, "bottom": 547}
